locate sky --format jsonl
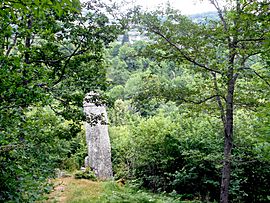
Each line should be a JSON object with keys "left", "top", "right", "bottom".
{"left": 81, "top": 0, "right": 219, "bottom": 15}
{"left": 134, "top": 0, "right": 217, "bottom": 15}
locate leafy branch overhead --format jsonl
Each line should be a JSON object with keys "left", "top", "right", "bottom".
{"left": 0, "top": 0, "right": 124, "bottom": 114}
{"left": 0, "top": 0, "right": 123, "bottom": 201}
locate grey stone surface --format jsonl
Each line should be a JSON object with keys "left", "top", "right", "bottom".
{"left": 83, "top": 92, "right": 113, "bottom": 179}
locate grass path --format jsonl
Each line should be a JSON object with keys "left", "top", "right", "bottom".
{"left": 45, "top": 177, "right": 200, "bottom": 203}
{"left": 46, "top": 177, "right": 102, "bottom": 203}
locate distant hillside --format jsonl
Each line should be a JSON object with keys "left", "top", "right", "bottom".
{"left": 189, "top": 11, "right": 219, "bottom": 23}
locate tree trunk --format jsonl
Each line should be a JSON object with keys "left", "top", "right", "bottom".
{"left": 220, "top": 77, "right": 235, "bottom": 203}
{"left": 25, "top": 15, "right": 32, "bottom": 65}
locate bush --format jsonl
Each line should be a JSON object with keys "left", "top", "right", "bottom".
{"left": 74, "top": 167, "right": 97, "bottom": 181}
{"left": 110, "top": 111, "right": 270, "bottom": 202}
{"left": 0, "top": 107, "right": 84, "bottom": 202}
{"left": 110, "top": 113, "right": 222, "bottom": 201}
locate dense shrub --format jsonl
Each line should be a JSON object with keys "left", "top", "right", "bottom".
{"left": 0, "top": 107, "right": 85, "bottom": 202}
{"left": 110, "top": 112, "right": 270, "bottom": 202}
{"left": 74, "top": 167, "right": 97, "bottom": 181}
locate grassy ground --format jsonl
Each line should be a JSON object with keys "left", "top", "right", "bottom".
{"left": 44, "top": 177, "right": 201, "bottom": 203}
{"left": 45, "top": 177, "right": 102, "bottom": 203}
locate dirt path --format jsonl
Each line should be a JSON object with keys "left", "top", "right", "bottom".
{"left": 46, "top": 177, "right": 103, "bottom": 203}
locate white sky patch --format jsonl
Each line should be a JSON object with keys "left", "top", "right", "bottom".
{"left": 135, "top": 0, "right": 217, "bottom": 15}
{"left": 81, "top": 0, "right": 219, "bottom": 15}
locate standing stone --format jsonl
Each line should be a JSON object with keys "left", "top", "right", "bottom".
{"left": 83, "top": 92, "right": 113, "bottom": 179}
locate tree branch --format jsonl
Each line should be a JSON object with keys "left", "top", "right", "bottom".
{"left": 253, "top": 70, "right": 270, "bottom": 88}
{"left": 151, "top": 28, "right": 222, "bottom": 74}
{"left": 6, "top": 33, "right": 18, "bottom": 56}
{"left": 209, "top": 0, "right": 228, "bottom": 32}
{"left": 236, "top": 37, "right": 266, "bottom": 43}
{"left": 212, "top": 72, "right": 226, "bottom": 127}
{"left": 52, "top": 43, "right": 83, "bottom": 86}
{"left": 182, "top": 94, "right": 225, "bottom": 105}
{"left": 238, "top": 53, "right": 270, "bottom": 88}
{"left": 30, "top": 49, "right": 88, "bottom": 65}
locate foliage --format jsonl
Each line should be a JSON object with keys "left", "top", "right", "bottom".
{"left": 0, "top": 0, "right": 121, "bottom": 201}
{"left": 0, "top": 107, "right": 75, "bottom": 201}
{"left": 110, "top": 110, "right": 269, "bottom": 202}
{"left": 99, "top": 181, "right": 182, "bottom": 203}
{"left": 1, "top": 0, "right": 269, "bottom": 202}
{"left": 133, "top": 1, "right": 270, "bottom": 202}
{"left": 59, "top": 128, "right": 87, "bottom": 172}
{"left": 106, "top": 40, "right": 151, "bottom": 87}
{"left": 104, "top": 5, "right": 270, "bottom": 201}
{"left": 74, "top": 167, "right": 97, "bottom": 181}
{"left": 105, "top": 6, "right": 269, "bottom": 200}
{"left": 110, "top": 112, "right": 222, "bottom": 201}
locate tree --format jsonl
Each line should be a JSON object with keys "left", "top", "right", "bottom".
{"left": 0, "top": 0, "right": 122, "bottom": 201}
{"left": 137, "top": 0, "right": 270, "bottom": 202}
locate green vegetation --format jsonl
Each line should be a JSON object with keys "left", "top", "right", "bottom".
{"left": 109, "top": 109, "right": 269, "bottom": 202}
{"left": 46, "top": 177, "right": 102, "bottom": 203}
{"left": 74, "top": 167, "right": 97, "bottom": 181}
{"left": 1, "top": 0, "right": 269, "bottom": 202}
{"left": 0, "top": 0, "right": 121, "bottom": 201}
{"left": 99, "top": 181, "right": 181, "bottom": 203}
{"left": 47, "top": 177, "right": 188, "bottom": 203}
